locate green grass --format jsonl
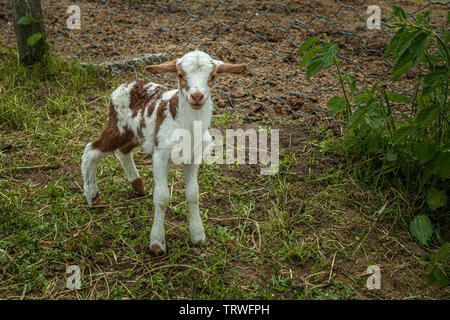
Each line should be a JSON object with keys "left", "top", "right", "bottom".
{"left": 0, "top": 47, "right": 448, "bottom": 299}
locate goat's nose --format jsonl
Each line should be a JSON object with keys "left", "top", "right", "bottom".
{"left": 190, "top": 92, "right": 204, "bottom": 102}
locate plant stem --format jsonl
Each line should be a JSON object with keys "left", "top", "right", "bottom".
{"left": 334, "top": 57, "right": 352, "bottom": 116}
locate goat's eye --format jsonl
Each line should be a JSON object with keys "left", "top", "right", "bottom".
{"left": 178, "top": 73, "right": 185, "bottom": 80}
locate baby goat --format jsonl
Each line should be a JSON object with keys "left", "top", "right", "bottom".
{"left": 81, "top": 50, "right": 247, "bottom": 255}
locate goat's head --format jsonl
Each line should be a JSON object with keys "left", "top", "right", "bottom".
{"left": 145, "top": 50, "right": 247, "bottom": 110}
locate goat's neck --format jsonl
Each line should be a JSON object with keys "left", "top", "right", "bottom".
{"left": 177, "top": 91, "right": 213, "bottom": 134}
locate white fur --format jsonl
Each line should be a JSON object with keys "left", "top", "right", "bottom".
{"left": 81, "top": 143, "right": 105, "bottom": 206}
{"left": 115, "top": 149, "right": 140, "bottom": 183}
{"left": 110, "top": 81, "right": 136, "bottom": 135}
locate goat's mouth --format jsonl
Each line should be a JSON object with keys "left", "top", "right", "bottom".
{"left": 188, "top": 99, "right": 205, "bottom": 109}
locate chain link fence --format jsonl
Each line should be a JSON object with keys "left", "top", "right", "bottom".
{"left": 0, "top": 0, "right": 448, "bottom": 127}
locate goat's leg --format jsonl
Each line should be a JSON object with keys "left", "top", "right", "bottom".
{"left": 184, "top": 163, "right": 206, "bottom": 245}
{"left": 149, "top": 150, "right": 170, "bottom": 255}
{"left": 114, "top": 147, "right": 146, "bottom": 196}
{"left": 81, "top": 143, "right": 106, "bottom": 206}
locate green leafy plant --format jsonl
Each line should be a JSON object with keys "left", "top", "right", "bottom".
{"left": 419, "top": 243, "right": 449, "bottom": 287}
{"left": 410, "top": 215, "right": 433, "bottom": 246}
{"left": 297, "top": 6, "right": 449, "bottom": 288}
{"left": 297, "top": 7, "right": 449, "bottom": 238}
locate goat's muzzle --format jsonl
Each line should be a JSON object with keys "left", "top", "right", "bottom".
{"left": 188, "top": 92, "right": 205, "bottom": 109}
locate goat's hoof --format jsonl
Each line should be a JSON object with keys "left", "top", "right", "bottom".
{"left": 90, "top": 193, "right": 102, "bottom": 207}
{"left": 150, "top": 243, "right": 166, "bottom": 256}
{"left": 131, "top": 178, "right": 146, "bottom": 196}
{"left": 192, "top": 237, "right": 208, "bottom": 247}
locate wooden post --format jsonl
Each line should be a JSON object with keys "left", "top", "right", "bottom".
{"left": 11, "top": 0, "right": 48, "bottom": 65}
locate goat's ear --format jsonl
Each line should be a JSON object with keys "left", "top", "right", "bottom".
{"left": 217, "top": 63, "right": 247, "bottom": 74}
{"left": 145, "top": 59, "right": 177, "bottom": 74}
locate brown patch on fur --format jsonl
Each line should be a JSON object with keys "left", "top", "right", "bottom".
{"left": 169, "top": 92, "right": 178, "bottom": 119}
{"left": 217, "top": 62, "right": 247, "bottom": 74}
{"left": 154, "top": 100, "right": 168, "bottom": 148}
{"left": 131, "top": 178, "right": 146, "bottom": 196}
{"left": 130, "top": 81, "right": 168, "bottom": 131}
{"left": 137, "top": 85, "right": 169, "bottom": 138}
{"left": 138, "top": 117, "right": 146, "bottom": 139}
{"left": 129, "top": 80, "right": 152, "bottom": 118}
{"left": 208, "top": 61, "right": 218, "bottom": 87}
{"left": 92, "top": 101, "right": 136, "bottom": 153}
{"left": 119, "top": 141, "right": 139, "bottom": 154}
{"left": 176, "top": 63, "right": 190, "bottom": 92}
{"left": 91, "top": 81, "right": 173, "bottom": 153}
{"left": 129, "top": 81, "right": 169, "bottom": 140}
{"left": 145, "top": 59, "right": 177, "bottom": 74}
{"left": 146, "top": 86, "right": 168, "bottom": 115}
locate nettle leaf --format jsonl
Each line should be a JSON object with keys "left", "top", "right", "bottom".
{"left": 367, "top": 133, "right": 382, "bottom": 153}
{"left": 384, "top": 27, "right": 403, "bottom": 58}
{"left": 385, "top": 91, "right": 411, "bottom": 103}
{"left": 435, "top": 243, "right": 449, "bottom": 263}
{"left": 423, "top": 69, "right": 448, "bottom": 96}
{"left": 392, "top": 5, "right": 407, "bottom": 21}
{"left": 352, "top": 92, "right": 371, "bottom": 104}
{"left": 410, "top": 215, "right": 433, "bottom": 246}
{"left": 433, "top": 152, "right": 450, "bottom": 179}
{"left": 327, "top": 96, "right": 347, "bottom": 116}
{"left": 413, "top": 143, "right": 436, "bottom": 165}
{"left": 416, "top": 104, "right": 440, "bottom": 129}
{"left": 306, "top": 55, "right": 325, "bottom": 79}
{"left": 427, "top": 188, "right": 447, "bottom": 210}
{"left": 392, "top": 58, "right": 413, "bottom": 81}
{"left": 417, "top": 11, "right": 431, "bottom": 24}
{"left": 392, "top": 29, "right": 415, "bottom": 64}
{"left": 299, "top": 44, "right": 322, "bottom": 70}
{"left": 432, "top": 49, "right": 446, "bottom": 59}
{"left": 433, "top": 268, "right": 449, "bottom": 287}
{"left": 27, "top": 32, "right": 43, "bottom": 46}
{"left": 391, "top": 124, "right": 412, "bottom": 146}
{"left": 427, "top": 244, "right": 450, "bottom": 287}
{"left": 423, "top": 161, "right": 435, "bottom": 181}
{"left": 428, "top": 49, "right": 446, "bottom": 64}
{"left": 425, "top": 268, "right": 437, "bottom": 285}
{"left": 296, "top": 37, "right": 320, "bottom": 58}
{"left": 321, "top": 43, "right": 338, "bottom": 67}
{"left": 385, "top": 150, "right": 398, "bottom": 162}
{"left": 409, "top": 31, "right": 431, "bottom": 66}
{"left": 370, "top": 117, "right": 387, "bottom": 130}
{"left": 346, "top": 74, "right": 357, "bottom": 94}
{"left": 345, "top": 103, "right": 370, "bottom": 129}
{"left": 304, "top": 43, "right": 338, "bottom": 79}
{"left": 385, "top": 26, "right": 409, "bottom": 59}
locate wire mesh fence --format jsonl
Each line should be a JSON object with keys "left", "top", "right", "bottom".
{"left": 0, "top": 0, "right": 448, "bottom": 127}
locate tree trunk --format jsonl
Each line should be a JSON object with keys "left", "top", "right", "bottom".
{"left": 11, "top": 0, "right": 47, "bottom": 65}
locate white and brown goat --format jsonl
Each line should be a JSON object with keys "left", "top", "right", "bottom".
{"left": 81, "top": 50, "right": 246, "bottom": 255}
